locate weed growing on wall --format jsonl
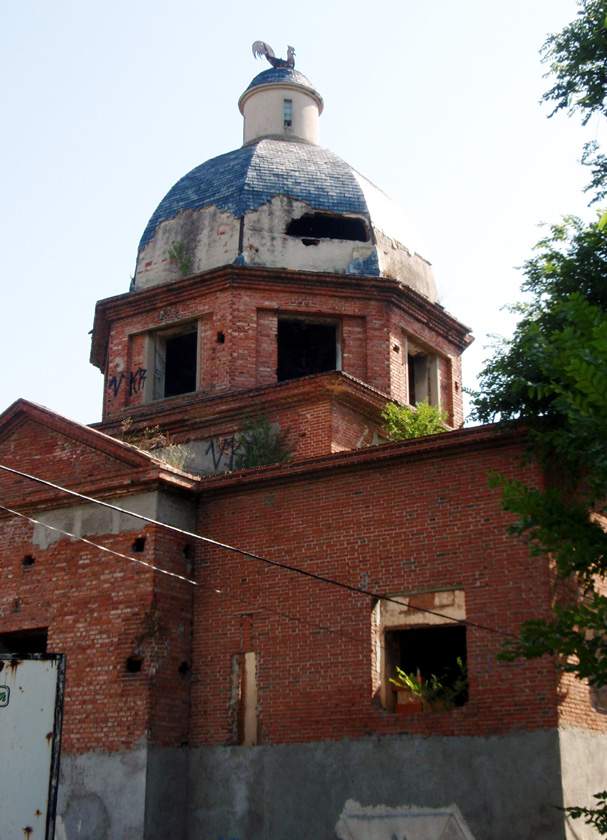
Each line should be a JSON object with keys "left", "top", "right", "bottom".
{"left": 381, "top": 401, "right": 447, "bottom": 441}
{"left": 235, "top": 415, "right": 292, "bottom": 469}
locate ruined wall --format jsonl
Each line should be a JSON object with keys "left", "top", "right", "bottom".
{"left": 101, "top": 279, "right": 464, "bottom": 424}
{"left": 190, "top": 439, "right": 567, "bottom": 747}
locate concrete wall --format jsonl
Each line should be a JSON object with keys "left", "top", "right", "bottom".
{"left": 56, "top": 746, "right": 148, "bottom": 840}
{"left": 559, "top": 727, "right": 607, "bottom": 840}
{"left": 187, "top": 731, "right": 566, "bottom": 840}
{"left": 55, "top": 745, "right": 189, "bottom": 840}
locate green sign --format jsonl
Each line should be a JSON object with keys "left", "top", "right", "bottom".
{"left": 0, "top": 685, "right": 9, "bottom": 707}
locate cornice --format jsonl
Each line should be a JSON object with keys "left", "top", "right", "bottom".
{"left": 94, "top": 371, "right": 389, "bottom": 438}
{"left": 195, "top": 422, "right": 524, "bottom": 496}
{"left": 90, "top": 265, "right": 473, "bottom": 370}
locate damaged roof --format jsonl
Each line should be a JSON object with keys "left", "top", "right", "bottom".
{"left": 138, "top": 138, "right": 416, "bottom": 256}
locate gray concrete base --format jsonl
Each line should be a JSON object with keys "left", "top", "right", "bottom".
{"left": 187, "top": 731, "right": 566, "bottom": 840}
{"left": 52, "top": 728, "right": 607, "bottom": 840}
{"left": 560, "top": 727, "right": 607, "bottom": 840}
{"left": 55, "top": 743, "right": 189, "bottom": 840}
{"left": 56, "top": 745, "right": 147, "bottom": 840}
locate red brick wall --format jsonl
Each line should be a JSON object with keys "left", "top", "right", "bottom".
{"left": 0, "top": 510, "right": 193, "bottom": 752}
{"left": 101, "top": 283, "right": 465, "bottom": 424}
{"left": 190, "top": 441, "right": 567, "bottom": 746}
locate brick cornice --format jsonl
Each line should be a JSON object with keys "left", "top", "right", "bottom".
{"left": 93, "top": 371, "right": 390, "bottom": 438}
{"left": 195, "top": 421, "right": 525, "bottom": 496}
{"left": 90, "top": 265, "right": 473, "bottom": 370}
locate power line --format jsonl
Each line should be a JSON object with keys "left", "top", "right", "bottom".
{"left": 0, "top": 503, "right": 199, "bottom": 586}
{"left": 0, "top": 502, "right": 405, "bottom": 657}
{"left": 0, "top": 462, "right": 516, "bottom": 639}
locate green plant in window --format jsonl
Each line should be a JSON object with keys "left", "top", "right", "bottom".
{"left": 389, "top": 656, "right": 468, "bottom": 709}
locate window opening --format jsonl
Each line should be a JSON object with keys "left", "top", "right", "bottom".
{"left": 22, "top": 554, "right": 36, "bottom": 569}
{"left": 283, "top": 98, "right": 293, "bottom": 129}
{"left": 277, "top": 318, "right": 338, "bottom": 382}
{"left": 0, "top": 628, "right": 48, "bottom": 654}
{"left": 131, "top": 537, "right": 146, "bottom": 553}
{"left": 152, "top": 323, "right": 198, "bottom": 400}
{"left": 407, "top": 344, "right": 440, "bottom": 407}
{"left": 385, "top": 624, "right": 468, "bottom": 709}
{"left": 286, "top": 213, "right": 369, "bottom": 243}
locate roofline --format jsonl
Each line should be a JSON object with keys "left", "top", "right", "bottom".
{"left": 195, "top": 421, "right": 526, "bottom": 495}
{"left": 93, "top": 370, "right": 390, "bottom": 439}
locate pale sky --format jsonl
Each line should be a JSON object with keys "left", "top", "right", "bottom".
{"left": 1, "top": 0, "right": 601, "bottom": 425}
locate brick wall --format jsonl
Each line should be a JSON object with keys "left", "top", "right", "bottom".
{"left": 100, "top": 277, "right": 465, "bottom": 425}
{"left": 190, "top": 439, "right": 571, "bottom": 746}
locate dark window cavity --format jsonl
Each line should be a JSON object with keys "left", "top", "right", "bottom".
{"left": 277, "top": 318, "right": 338, "bottom": 382}
{"left": 153, "top": 323, "right": 198, "bottom": 400}
{"left": 286, "top": 213, "right": 369, "bottom": 243}
{"left": 385, "top": 624, "right": 468, "bottom": 708}
{"left": 407, "top": 346, "right": 439, "bottom": 407}
{"left": 0, "top": 628, "right": 48, "bottom": 654}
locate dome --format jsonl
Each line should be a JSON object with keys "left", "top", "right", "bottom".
{"left": 239, "top": 67, "right": 323, "bottom": 112}
{"left": 133, "top": 66, "right": 437, "bottom": 301}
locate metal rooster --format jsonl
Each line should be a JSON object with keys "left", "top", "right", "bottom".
{"left": 251, "top": 41, "right": 295, "bottom": 69}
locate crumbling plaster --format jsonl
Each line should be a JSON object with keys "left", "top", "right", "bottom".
{"left": 31, "top": 490, "right": 196, "bottom": 549}
{"left": 134, "top": 194, "right": 438, "bottom": 302}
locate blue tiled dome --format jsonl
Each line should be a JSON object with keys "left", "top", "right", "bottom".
{"left": 243, "top": 67, "right": 319, "bottom": 97}
{"left": 139, "top": 139, "right": 407, "bottom": 252}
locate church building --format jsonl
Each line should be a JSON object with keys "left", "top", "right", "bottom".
{"left": 0, "top": 49, "right": 605, "bottom": 840}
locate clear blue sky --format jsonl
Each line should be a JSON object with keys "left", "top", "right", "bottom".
{"left": 1, "top": 0, "right": 601, "bottom": 424}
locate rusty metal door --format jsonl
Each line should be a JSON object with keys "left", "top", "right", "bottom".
{"left": 0, "top": 654, "right": 65, "bottom": 840}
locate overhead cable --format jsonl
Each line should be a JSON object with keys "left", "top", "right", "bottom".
{"left": 0, "top": 462, "right": 516, "bottom": 639}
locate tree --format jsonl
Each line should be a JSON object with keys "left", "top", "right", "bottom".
{"left": 471, "top": 1, "right": 607, "bottom": 830}
{"left": 542, "top": 0, "right": 607, "bottom": 205}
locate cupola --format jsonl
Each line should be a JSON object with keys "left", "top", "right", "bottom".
{"left": 238, "top": 67, "right": 324, "bottom": 145}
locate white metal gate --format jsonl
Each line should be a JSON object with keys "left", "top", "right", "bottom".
{"left": 0, "top": 654, "right": 65, "bottom": 840}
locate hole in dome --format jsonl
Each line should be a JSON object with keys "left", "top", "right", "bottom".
{"left": 286, "top": 213, "right": 369, "bottom": 243}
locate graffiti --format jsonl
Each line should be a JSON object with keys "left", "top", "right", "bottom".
{"left": 205, "top": 435, "right": 243, "bottom": 471}
{"left": 108, "top": 372, "right": 124, "bottom": 398}
{"left": 128, "top": 368, "right": 147, "bottom": 395}
{"left": 107, "top": 368, "right": 147, "bottom": 398}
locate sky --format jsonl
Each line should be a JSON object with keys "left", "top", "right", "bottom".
{"left": 1, "top": 0, "right": 603, "bottom": 425}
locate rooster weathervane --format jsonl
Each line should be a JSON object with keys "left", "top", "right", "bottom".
{"left": 252, "top": 41, "right": 295, "bottom": 69}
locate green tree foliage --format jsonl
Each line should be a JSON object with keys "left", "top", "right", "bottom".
{"left": 472, "top": 3, "right": 607, "bottom": 827}
{"left": 471, "top": 218, "right": 607, "bottom": 684}
{"left": 541, "top": 0, "right": 607, "bottom": 124}
{"left": 542, "top": 0, "right": 607, "bottom": 206}
{"left": 381, "top": 401, "right": 447, "bottom": 441}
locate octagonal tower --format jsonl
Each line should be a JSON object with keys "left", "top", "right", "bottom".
{"left": 91, "top": 58, "right": 472, "bottom": 473}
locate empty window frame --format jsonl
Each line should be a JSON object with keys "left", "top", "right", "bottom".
{"left": 277, "top": 316, "right": 340, "bottom": 382}
{"left": 149, "top": 322, "right": 198, "bottom": 400}
{"left": 372, "top": 589, "right": 467, "bottom": 711}
{"left": 0, "top": 627, "right": 48, "bottom": 654}
{"left": 406, "top": 340, "right": 440, "bottom": 407}
{"left": 283, "top": 98, "right": 293, "bottom": 129}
